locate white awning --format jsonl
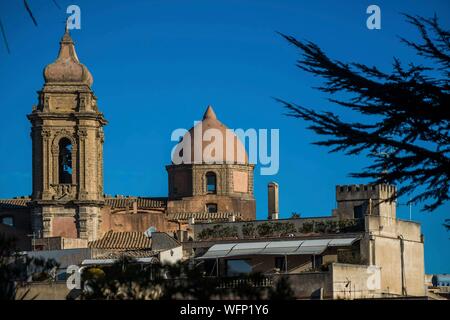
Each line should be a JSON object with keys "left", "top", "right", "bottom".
{"left": 328, "top": 238, "right": 358, "bottom": 246}
{"left": 229, "top": 242, "right": 270, "bottom": 256}
{"left": 295, "top": 239, "right": 331, "bottom": 255}
{"left": 262, "top": 240, "right": 304, "bottom": 255}
{"left": 197, "top": 243, "right": 236, "bottom": 259}
{"left": 197, "top": 237, "right": 359, "bottom": 259}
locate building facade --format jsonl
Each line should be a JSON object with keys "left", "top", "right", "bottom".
{"left": 191, "top": 183, "right": 426, "bottom": 298}
{"left": 0, "top": 29, "right": 255, "bottom": 245}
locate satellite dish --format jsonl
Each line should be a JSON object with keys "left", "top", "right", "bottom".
{"left": 144, "top": 226, "right": 157, "bottom": 238}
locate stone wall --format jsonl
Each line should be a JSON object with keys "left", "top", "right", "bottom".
{"left": 335, "top": 184, "right": 396, "bottom": 219}
{"left": 99, "top": 206, "right": 179, "bottom": 236}
{"left": 362, "top": 215, "right": 425, "bottom": 297}
{"left": 166, "top": 163, "right": 256, "bottom": 220}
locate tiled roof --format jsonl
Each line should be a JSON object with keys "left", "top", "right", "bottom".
{"left": 105, "top": 197, "right": 167, "bottom": 209}
{"left": 0, "top": 197, "right": 167, "bottom": 210}
{"left": 151, "top": 232, "right": 181, "bottom": 251}
{"left": 0, "top": 198, "right": 30, "bottom": 209}
{"left": 167, "top": 212, "right": 242, "bottom": 222}
{"left": 89, "top": 231, "right": 152, "bottom": 250}
{"left": 95, "top": 249, "right": 159, "bottom": 260}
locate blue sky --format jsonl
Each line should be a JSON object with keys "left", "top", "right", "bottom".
{"left": 0, "top": 0, "right": 448, "bottom": 273}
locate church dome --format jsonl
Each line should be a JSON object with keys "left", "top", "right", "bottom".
{"left": 43, "top": 29, "right": 93, "bottom": 86}
{"left": 173, "top": 106, "right": 249, "bottom": 164}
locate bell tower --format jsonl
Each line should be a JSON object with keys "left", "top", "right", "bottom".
{"left": 28, "top": 29, "right": 107, "bottom": 241}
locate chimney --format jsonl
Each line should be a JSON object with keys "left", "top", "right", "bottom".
{"left": 268, "top": 182, "right": 279, "bottom": 220}
{"left": 132, "top": 201, "right": 138, "bottom": 214}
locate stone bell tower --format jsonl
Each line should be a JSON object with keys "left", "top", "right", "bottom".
{"left": 27, "top": 28, "right": 107, "bottom": 241}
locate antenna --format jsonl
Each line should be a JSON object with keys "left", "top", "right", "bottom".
{"left": 409, "top": 197, "right": 412, "bottom": 221}
{"left": 397, "top": 198, "right": 413, "bottom": 221}
{"left": 144, "top": 226, "right": 157, "bottom": 238}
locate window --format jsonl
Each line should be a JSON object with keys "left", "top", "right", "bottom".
{"left": 353, "top": 204, "right": 365, "bottom": 220}
{"left": 1, "top": 216, "right": 14, "bottom": 227}
{"left": 58, "top": 138, "right": 73, "bottom": 184}
{"left": 226, "top": 259, "right": 252, "bottom": 276}
{"left": 206, "top": 172, "right": 216, "bottom": 193}
{"left": 206, "top": 203, "right": 218, "bottom": 213}
{"left": 311, "top": 255, "right": 323, "bottom": 270}
{"left": 203, "top": 259, "right": 218, "bottom": 276}
{"left": 274, "top": 256, "right": 286, "bottom": 272}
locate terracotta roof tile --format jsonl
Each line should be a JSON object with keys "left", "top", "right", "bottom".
{"left": 167, "top": 212, "right": 242, "bottom": 222}
{"left": 0, "top": 198, "right": 30, "bottom": 208}
{"left": 0, "top": 197, "right": 167, "bottom": 210}
{"left": 105, "top": 197, "right": 167, "bottom": 209}
{"left": 89, "top": 231, "right": 152, "bottom": 250}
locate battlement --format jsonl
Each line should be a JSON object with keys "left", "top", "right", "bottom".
{"left": 334, "top": 183, "right": 397, "bottom": 220}
{"left": 336, "top": 184, "right": 396, "bottom": 201}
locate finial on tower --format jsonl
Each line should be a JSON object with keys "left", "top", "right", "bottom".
{"left": 42, "top": 23, "right": 93, "bottom": 86}
{"left": 203, "top": 105, "right": 217, "bottom": 120}
{"left": 65, "top": 17, "right": 69, "bottom": 33}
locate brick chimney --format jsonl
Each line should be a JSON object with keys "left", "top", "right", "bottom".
{"left": 268, "top": 182, "right": 279, "bottom": 220}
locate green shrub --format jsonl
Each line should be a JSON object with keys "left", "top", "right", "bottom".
{"left": 197, "top": 225, "right": 239, "bottom": 240}
{"left": 242, "top": 223, "right": 256, "bottom": 238}
{"left": 256, "top": 222, "right": 274, "bottom": 237}
{"left": 299, "top": 222, "right": 313, "bottom": 233}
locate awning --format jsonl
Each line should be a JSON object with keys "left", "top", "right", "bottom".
{"left": 196, "top": 237, "right": 359, "bottom": 259}
{"left": 328, "top": 238, "right": 358, "bottom": 246}
{"left": 230, "top": 242, "right": 270, "bottom": 256}
{"left": 262, "top": 240, "right": 304, "bottom": 255}
{"left": 295, "top": 239, "right": 330, "bottom": 255}
{"left": 196, "top": 243, "right": 235, "bottom": 259}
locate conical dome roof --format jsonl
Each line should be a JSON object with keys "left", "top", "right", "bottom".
{"left": 173, "top": 106, "right": 248, "bottom": 164}
{"left": 43, "top": 28, "right": 93, "bottom": 86}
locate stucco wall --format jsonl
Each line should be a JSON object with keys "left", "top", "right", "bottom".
{"left": 99, "top": 206, "right": 174, "bottom": 236}
{"left": 16, "top": 282, "right": 71, "bottom": 300}
{"left": 273, "top": 273, "right": 333, "bottom": 299}
{"left": 364, "top": 215, "right": 425, "bottom": 297}
{"left": 159, "top": 246, "right": 183, "bottom": 264}
{"left": 331, "top": 263, "right": 381, "bottom": 299}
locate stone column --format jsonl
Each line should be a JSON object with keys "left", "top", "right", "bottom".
{"left": 41, "top": 129, "right": 52, "bottom": 199}
{"left": 77, "top": 128, "right": 88, "bottom": 200}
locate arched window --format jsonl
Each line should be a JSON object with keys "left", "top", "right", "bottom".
{"left": 59, "top": 138, "right": 73, "bottom": 184}
{"left": 206, "top": 172, "right": 216, "bottom": 194}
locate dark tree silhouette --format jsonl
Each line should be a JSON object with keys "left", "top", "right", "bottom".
{"left": 0, "top": 234, "right": 59, "bottom": 300}
{"left": 1, "top": 1, "right": 61, "bottom": 54}
{"left": 277, "top": 14, "right": 450, "bottom": 212}
{"left": 80, "top": 257, "right": 295, "bottom": 300}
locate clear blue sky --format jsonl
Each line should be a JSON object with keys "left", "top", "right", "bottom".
{"left": 0, "top": 0, "right": 448, "bottom": 273}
